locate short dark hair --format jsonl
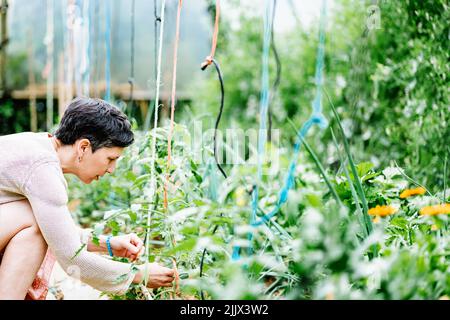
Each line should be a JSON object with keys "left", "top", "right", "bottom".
{"left": 55, "top": 97, "right": 134, "bottom": 152}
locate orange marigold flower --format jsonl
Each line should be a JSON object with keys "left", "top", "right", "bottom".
{"left": 368, "top": 205, "right": 398, "bottom": 217}
{"left": 399, "top": 187, "right": 426, "bottom": 199}
{"left": 419, "top": 203, "right": 450, "bottom": 216}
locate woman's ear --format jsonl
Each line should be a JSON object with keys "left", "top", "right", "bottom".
{"left": 78, "top": 138, "right": 91, "bottom": 154}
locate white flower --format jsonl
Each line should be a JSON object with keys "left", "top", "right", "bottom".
{"left": 303, "top": 208, "right": 324, "bottom": 225}
{"left": 382, "top": 166, "right": 404, "bottom": 179}
{"left": 408, "top": 195, "right": 435, "bottom": 208}
{"left": 336, "top": 75, "right": 347, "bottom": 88}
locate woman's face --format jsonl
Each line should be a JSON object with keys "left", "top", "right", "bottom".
{"left": 77, "top": 142, "right": 124, "bottom": 184}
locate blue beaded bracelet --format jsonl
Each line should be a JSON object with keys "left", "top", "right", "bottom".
{"left": 106, "top": 236, "right": 114, "bottom": 257}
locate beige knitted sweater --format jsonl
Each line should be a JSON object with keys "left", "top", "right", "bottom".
{"left": 0, "top": 132, "right": 134, "bottom": 294}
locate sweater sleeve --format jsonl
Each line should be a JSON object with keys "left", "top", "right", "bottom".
{"left": 22, "top": 162, "right": 135, "bottom": 294}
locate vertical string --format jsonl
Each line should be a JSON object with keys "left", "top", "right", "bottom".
{"left": 82, "top": 0, "right": 90, "bottom": 96}
{"left": 73, "top": 0, "right": 82, "bottom": 96}
{"left": 104, "top": 0, "right": 111, "bottom": 101}
{"left": 154, "top": 0, "right": 158, "bottom": 96}
{"left": 163, "top": 0, "right": 183, "bottom": 210}
{"left": 91, "top": 0, "right": 98, "bottom": 98}
{"left": 312, "top": 0, "right": 327, "bottom": 120}
{"left": 251, "top": 0, "right": 328, "bottom": 227}
{"left": 45, "top": 0, "right": 54, "bottom": 131}
{"left": 65, "top": 0, "right": 75, "bottom": 106}
{"left": 232, "top": 0, "right": 275, "bottom": 260}
{"left": 163, "top": 0, "right": 183, "bottom": 299}
{"left": 233, "top": 0, "right": 329, "bottom": 261}
{"left": 200, "top": 0, "right": 220, "bottom": 69}
{"left": 127, "top": 0, "right": 135, "bottom": 117}
{"left": 268, "top": 0, "right": 281, "bottom": 142}
{"left": 144, "top": 0, "right": 166, "bottom": 287}
{"left": 143, "top": 0, "right": 161, "bottom": 131}
{"left": 251, "top": 0, "right": 275, "bottom": 234}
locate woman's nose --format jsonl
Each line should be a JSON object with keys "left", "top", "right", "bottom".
{"left": 107, "top": 163, "right": 116, "bottom": 174}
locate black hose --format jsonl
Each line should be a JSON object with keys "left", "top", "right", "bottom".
{"left": 210, "top": 59, "right": 227, "bottom": 179}
{"left": 199, "top": 57, "right": 226, "bottom": 299}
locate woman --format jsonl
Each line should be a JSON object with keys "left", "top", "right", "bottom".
{"left": 0, "top": 97, "right": 174, "bottom": 299}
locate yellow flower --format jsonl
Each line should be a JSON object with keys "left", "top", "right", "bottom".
{"left": 399, "top": 187, "right": 426, "bottom": 199}
{"left": 236, "top": 197, "right": 247, "bottom": 207}
{"left": 419, "top": 203, "right": 450, "bottom": 216}
{"left": 368, "top": 205, "right": 398, "bottom": 217}
{"left": 430, "top": 224, "right": 439, "bottom": 231}
{"left": 372, "top": 216, "right": 381, "bottom": 224}
{"left": 235, "top": 187, "right": 248, "bottom": 207}
{"left": 235, "top": 187, "right": 246, "bottom": 198}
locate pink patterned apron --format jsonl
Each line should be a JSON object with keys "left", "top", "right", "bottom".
{"left": 25, "top": 250, "right": 56, "bottom": 300}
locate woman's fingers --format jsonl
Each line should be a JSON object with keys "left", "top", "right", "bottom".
{"left": 108, "top": 234, "right": 147, "bottom": 261}
{"left": 129, "top": 254, "right": 137, "bottom": 261}
{"left": 136, "top": 245, "right": 145, "bottom": 258}
{"left": 130, "top": 233, "right": 144, "bottom": 250}
{"left": 147, "top": 278, "right": 173, "bottom": 288}
{"left": 128, "top": 234, "right": 144, "bottom": 258}
{"left": 143, "top": 263, "right": 177, "bottom": 289}
{"left": 154, "top": 276, "right": 174, "bottom": 288}
{"left": 158, "top": 265, "right": 175, "bottom": 277}
{"left": 165, "top": 269, "right": 175, "bottom": 277}
{"left": 162, "top": 276, "right": 175, "bottom": 283}
{"left": 122, "top": 234, "right": 143, "bottom": 255}
{"left": 127, "top": 247, "right": 145, "bottom": 261}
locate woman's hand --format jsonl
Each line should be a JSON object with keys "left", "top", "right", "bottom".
{"left": 108, "top": 233, "right": 144, "bottom": 262}
{"left": 133, "top": 263, "right": 175, "bottom": 288}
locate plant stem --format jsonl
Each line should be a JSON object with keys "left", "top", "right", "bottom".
{"left": 324, "top": 88, "right": 372, "bottom": 235}
{"left": 331, "top": 128, "right": 367, "bottom": 238}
